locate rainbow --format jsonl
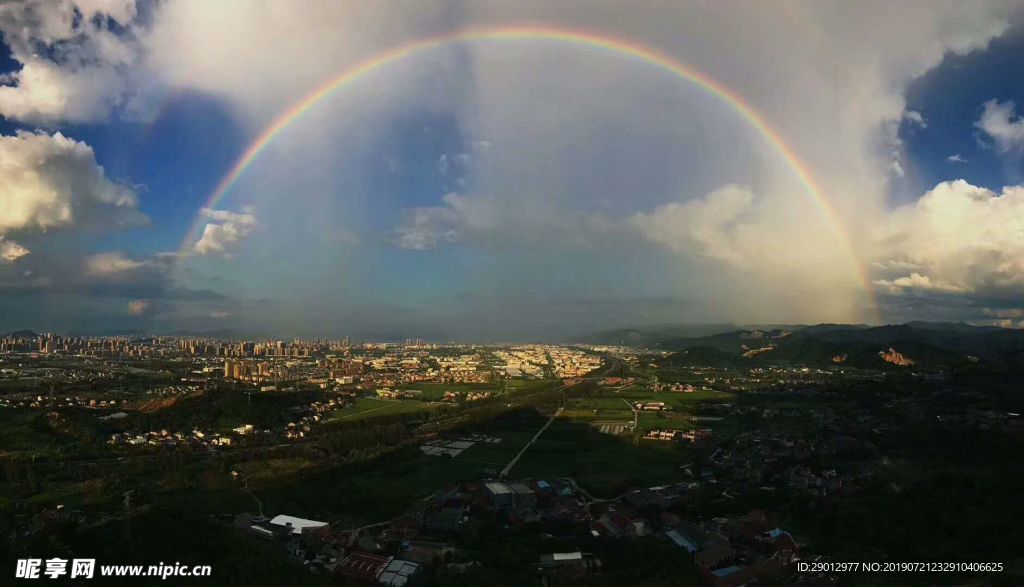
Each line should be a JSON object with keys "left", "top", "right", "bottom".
{"left": 182, "top": 25, "right": 876, "bottom": 318}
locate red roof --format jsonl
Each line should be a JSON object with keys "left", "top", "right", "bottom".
{"left": 337, "top": 552, "right": 392, "bottom": 582}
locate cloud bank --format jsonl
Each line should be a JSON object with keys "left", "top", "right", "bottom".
{"left": 874, "top": 180, "right": 1024, "bottom": 300}
{"left": 0, "top": 131, "right": 145, "bottom": 234}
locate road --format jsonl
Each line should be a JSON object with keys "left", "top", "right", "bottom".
{"left": 500, "top": 406, "right": 563, "bottom": 478}
{"left": 561, "top": 476, "right": 634, "bottom": 504}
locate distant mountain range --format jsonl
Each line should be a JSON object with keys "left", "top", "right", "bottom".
{"left": 575, "top": 323, "right": 808, "bottom": 347}
{"left": 646, "top": 321, "right": 1024, "bottom": 370}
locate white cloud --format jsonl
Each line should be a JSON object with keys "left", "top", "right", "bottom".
{"left": 193, "top": 208, "right": 258, "bottom": 256}
{"left": 874, "top": 179, "right": 1024, "bottom": 297}
{"left": 79, "top": 251, "right": 177, "bottom": 294}
{"left": 84, "top": 251, "right": 150, "bottom": 277}
{"left": 0, "top": 0, "right": 142, "bottom": 123}
{"left": 981, "top": 307, "right": 1024, "bottom": 328}
{"left": 628, "top": 182, "right": 868, "bottom": 323}
{"left": 630, "top": 185, "right": 754, "bottom": 264}
{"left": 975, "top": 99, "right": 1024, "bottom": 152}
{"left": 0, "top": 131, "right": 146, "bottom": 233}
{"left": 395, "top": 225, "right": 457, "bottom": 251}
{"left": 127, "top": 299, "right": 150, "bottom": 315}
{"left": 873, "top": 272, "right": 967, "bottom": 294}
{"left": 393, "top": 193, "right": 491, "bottom": 250}
{"left": 889, "top": 158, "right": 906, "bottom": 178}
{"left": 0, "top": 238, "right": 30, "bottom": 263}
{"left": 142, "top": 0, "right": 463, "bottom": 124}
{"left": 946, "top": 153, "right": 968, "bottom": 163}
{"left": 904, "top": 110, "right": 927, "bottom": 128}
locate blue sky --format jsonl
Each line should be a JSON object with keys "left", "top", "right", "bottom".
{"left": 2, "top": 2, "right": 1024, "bottom": 338}
{"left": 900, "top": 29, "right": 1024, "bottom": 198}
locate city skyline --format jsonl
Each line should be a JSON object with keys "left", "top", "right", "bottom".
{"left": 3, "top": 2, "right": 1024, "bottom": 339}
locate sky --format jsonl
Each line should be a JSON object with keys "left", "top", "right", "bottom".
{"left": 1, "top": 0, "right": 1024, "bottom": 340}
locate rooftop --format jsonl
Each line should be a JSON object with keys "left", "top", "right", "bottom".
{"left": 268, "top": 514, "right": 328, "bottom": 535}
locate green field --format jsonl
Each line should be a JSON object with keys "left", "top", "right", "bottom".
{"left": 560, "top": 387, "right": 736, "bottom": 434}
{"left": 252, "top": 447, "right": 500, "bottom": 524}
{"left": 505, "top": 379, "right": 561, "bottom": 394}
{"left": 126, "top": 388, "right": 323, "bottom": 434}
{"left": 186, "top": 408, "right": 548, "bottom": 517}
{"left": 510, "top": 418, "right": 693, "bottom": 498}
{"left": 326, "top": 397, "right": 440, "bottom": 421}
{"left": 155, "top": 410, "right": 566, "bottom": 525}
{"left": 398, "top": 382, "right": 498, "bottom": 401}
{"left": 231, "top": 456, "right": 318, "bottom": 484}
{"left": 569, "top": 396, "right": 633, "bottom": 411}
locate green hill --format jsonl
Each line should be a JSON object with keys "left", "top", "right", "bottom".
{"left": 657, "top": 322, "right": 1024, "bottom": 369}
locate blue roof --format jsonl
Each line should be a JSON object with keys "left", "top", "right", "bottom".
{"left": 711, "top": 565, "right": 742, "bottom": 578}
{"left": 665, "top": 530, "right": 699, "bottom": 553}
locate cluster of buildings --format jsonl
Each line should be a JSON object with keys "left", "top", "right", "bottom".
{"left": 220, "top": 348, "right": 493, "bottom": 392}
{"left": 108, "top": 396, "right": 354, "bottom": 448}
{"left": 643, "top": 428, "right": 713, "bottom": 443}
{"left": 237, "top": 473, "right": 814, "bottom": 585}
{"left": 651, "top": 381, "right": 703, "bottom": 393}
{"left": 664, "top": 511, "right": 801, "bottom": 586}
{"left": 1, "top": 335, "right": 604, "bottom": 406}
{"left": 441, "top": 390, "right": 491, "bottom": 403}
{"left": 107, "top": 427, "right": 240, "bottom": 448}
{"left": 433, "top": 354, "right": 490, "bottom": 383}
{"left": 666, "top": 365, "right": 845, "bottom": 394}
{"left": 0, "top": 383, "right": 203, "bottom": 415}
{"left": 237, "top": 512, "right": 433, "bottom": 584}
{"left": 179, "top": 338, "right": 354, "bottom": 358}
{"left": 0, "top": 331, "right": 353, "bottom": 362}
{"left": 633, "top": 400, "right": 669, "bottom": 411}
{"left": 493, "top": 346, "right": 602, "bottom": 379}
{"left": 493, "top": 348, "right": 548, "bottom": 379}
{"left": 1, "top": 333, "right": 182, "bottom": 357}
{"left": 583, "top": 345, "right": 658, "bottom": 368}
{"left": 222, "top": 359, "right": 297, "bottom": 385}
{"left": 0, "top": 394, "right": 128, "bottom": 410}
{"left": 353, "top": 350, "right": 492, "bottom": 390}
{"left": 375, "top": 388, "right": 423, "bottom": 400}
{"left": 548, "top": 347, "right": 603, "bottom": 378}
{"left": 597, "top": 376, "right": 636, "bottom": 388}
{"left": 234, "top": 477, "right": 586, "bottom": 583}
